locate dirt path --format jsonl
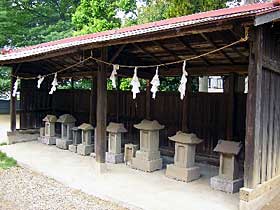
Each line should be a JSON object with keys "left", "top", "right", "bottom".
{"left": 0, "top": 167, "right": 129, "bottom": 210}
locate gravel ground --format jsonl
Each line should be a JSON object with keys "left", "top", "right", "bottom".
{"left": 0, "top": 167, "right": 129, "bottom": 210}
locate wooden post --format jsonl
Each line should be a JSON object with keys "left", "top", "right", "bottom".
{"left": 182, "top": 76, "right": 191, "bottom": 133}
{"left": 224, "top": 73, "right": 235, "bottom": 140}
{"left": 89, "top": 75, "right": 97, "bottom": 126}
{"left": 95, "top": 47, "right": 108, "bottom": 164}
{"left": 116, "top": 77, "right": 120, "bottom": 122}
{"left": 244, "top": 27, "right": 263, "bottom": 189}
{"left": 10, "top": 67, "right": 17, "bottom": 132}
{"left": 146, "top": 80, "right": 151, "bottom": 120}
{"left": 71, "top": 79, "right": 75, "bottom": 115}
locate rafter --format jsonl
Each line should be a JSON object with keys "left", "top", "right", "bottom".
{"left": 109, "top": 44, "right": 126, "bottom": 63}
{"left": 176, "top": 37, "right": 210, "bottom": 65}
{"left": 132, "top": 43, "right": 168, "bottom": 70}
{"left": 200, "top": 33, "right": 235, "bottom": 64}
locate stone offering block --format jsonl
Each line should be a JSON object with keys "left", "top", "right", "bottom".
{"left": 166, "top": 165, "right": 200, "bottom": 182}
{"left": 106, "top": 152, "right": 124, "bottom": 164}
{"left": 56, "top": 138, "right": 73, "bottom": 150}
{"left": 38, "top": 136, "right": 57, "bottom": 145}
{"left": 132, "top": 157, "right": 162, "bottom": 172}
{"left": 69, "top": 144, "right": 77, "bottom": 153}
{"left": 77, "top": 144, "right": 94, "bottom": 156}
{"left": 210, "top": 176, "right": 244, "bottom": 193}
{"left": 124, "top": 144, "right": 139, "bottom": 166}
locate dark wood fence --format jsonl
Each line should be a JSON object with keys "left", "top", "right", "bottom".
{"left": 20, "top": 81, "right": 247, "bottom": 158}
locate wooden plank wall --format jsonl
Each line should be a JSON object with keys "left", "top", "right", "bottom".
{"left": 244, "top": 24, "right": 280, "bottom": 188}
{"left": 20, "top": 87, "right": 247, "bottom": 157}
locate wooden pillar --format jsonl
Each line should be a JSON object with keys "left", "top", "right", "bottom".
{"left": 116, "top": 77, "right": 120, "bottom": 122}
{"left": 10, "top": 67, "right": 17, "bottom": 132}
{"left": 224, "top": 73, "right": 235, "bottom": 140}
{"left": 89, "top": 75, "right": 97, "bottom": 126}
{"left": 244, "top": 27, "right": 263, "bottom": 189}
{"left": 71, "top": 79, "right": 75, "bottom": 115}
{"left": 182, "top": 76, "right": 191, "bottom": 133}
{"left": 95, "top": 47, "right": 108, "bottom": 164}
{"left": 145, "top": 80, "right": 151, "bottom": 120}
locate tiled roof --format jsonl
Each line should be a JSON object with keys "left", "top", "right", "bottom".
{"left": 1, "top": 1, "right": 280, "bottom": 63}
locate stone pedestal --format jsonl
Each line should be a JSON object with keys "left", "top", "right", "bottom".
{"left": 165, "top": 131, "right": 203, "bottom": 182}
{"left": 77, "top": 123, "right": 94, "bottom": 156}
{"left": 105, "top": 122, "right": 127, "bottom": 164}
{"left": 38, "top": 115, "right": 57, "bottom": 145}
{"left": 210, "top": 140, "right": 243, "bottom": 193}
{"left": 56, "top": 114, "right": 76, "bottom": 150}
{"left": 131, "top": 120, "right": 164, "bottom": 172}
{"left": 124, "top": 144, "right": 139, "bottom": 166}
{"left": 69, "top": 127, "right": 82, "bottom": 153}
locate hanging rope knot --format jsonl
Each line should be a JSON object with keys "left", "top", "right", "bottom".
{"left": 130, "top": 67, "right": 141, "bottom": 99}
{"left": 49, "top": 73, "right": 58, "bottom": 95}
{"left": 12, "top": 77, "right": 20, "bottom": 97}
{"left": 240, "top": 27, "right": 249, "bottom": 42}
{"left": 178, "top": 61, "right": 188, "bottom": 100}
{"left": 150, "top": 66, "right": 160, "bottom": 99}
{"left": 110, "top": 64, "right": 119, "bottom": 89}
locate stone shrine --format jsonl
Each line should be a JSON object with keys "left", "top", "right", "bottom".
{"left": 132, "top": 119, "right": 164, "bottom": 172}
{"left": 106, "top": 122, "right": 127, "bottom": 164}
{"left": 166, "top": 131, "right": 203, "bottom": 182}
{"left": 69, "top": 127, "right": 82, "bottom": 153}
{"left": 56, "top": 114, "right": 76, "bottom": 150}
{"left": 77, "top": 123, "right": 94, "bottom": 156}
{"left": 38, "top": 115, "right": 57, "bottom": 145}
{"left": 210, "top": 140, "right": 243, "bottom": 193}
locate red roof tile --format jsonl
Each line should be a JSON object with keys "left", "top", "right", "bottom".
{"left": 0, "top": 1, "right": 279, "bottom": 63}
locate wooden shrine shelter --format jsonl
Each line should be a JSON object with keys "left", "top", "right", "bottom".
{"left": 1, "top": 1, "right": 280, "bottom": 209}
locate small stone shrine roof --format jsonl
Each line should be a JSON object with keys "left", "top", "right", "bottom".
{"left": 43, "top": 115, "right": 57, "bottom": 123}
{"left": 72, "top": 127, "right": 80, "bottom": 131}
{"left": 214, "top": 140, "right": 242, "bottom": 155}
{"left": 134, "top": 119, "right": 164, "bottom": 131}
{"left": 57, "top": 114, "right": 76, "bottom": 123}
{"left": 107, "top": 122, "right": 127, "bottom": 133}
{"left": 78, "top": 123, "right": 94, "bottom": 131}
{"left": 168, "top": 131, "right": 203, "bottom": 144}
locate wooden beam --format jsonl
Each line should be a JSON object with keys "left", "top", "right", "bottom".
{"left": 262, "top": 56, "right": 280, "bottom": 74}
{"left": 109, "top": 44, "right": 126, "bottom": 63}
{"left": 200, "top": 33, "right": 235, "bottom": 64}
{"left": 254, "top": 10, "right": 280, "bottom": 26}
{"left": 244, "top": 26, "right": 263, "bottom": 189}
{"left": 10, "top": 67, "right": 17, "bottom": 132}
{"left": 176, "top": 37, "right": 210, "bottom": 65}
{"left": 95, "top": 47, "right": 108, "bottom": 164}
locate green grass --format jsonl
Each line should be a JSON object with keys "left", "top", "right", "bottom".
{"left": 0, "top": 151, "right": 17, "bottom": 169}
{"left": 0, "top": 142, "right": 7, "bottom": 146}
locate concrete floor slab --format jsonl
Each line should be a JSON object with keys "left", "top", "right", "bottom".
{"left": 0, "top": 141, "right": 239, "bottom": 210}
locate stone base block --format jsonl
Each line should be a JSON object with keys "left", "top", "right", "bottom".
{"left": 135, "top": 150, "right": 161, "bottom": 161}
{"left": 7, "top": 129, "right": 40, "bottom": 145}
{"left": 210, "top": 176, "right": 243, "bottom": 193}
{"left": 38, "top": 136, "right": 56, "bottom": 145}
{"left": 106, "top": 152, "right": 124, "bottom": 164}
{"left": 166, "top": 164, "right": 200, "bottom": 182}
{"left": 131, "top": 157, "right": 162, "bottom": 172}
{"left": 69, "top": 145, "right": 77, "bottom": 153}
{"left": 56, "top": 138, "right": 72, "bottom": 150}
{"left": 77, "top": 144, "right": 94, "bottom": 156}
{"left": 90, "top": 153, "right": 96, "bottom": 158}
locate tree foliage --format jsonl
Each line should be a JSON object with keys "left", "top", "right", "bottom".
{"left": 72, "top": 0, "right": 137, "bottom": 35}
